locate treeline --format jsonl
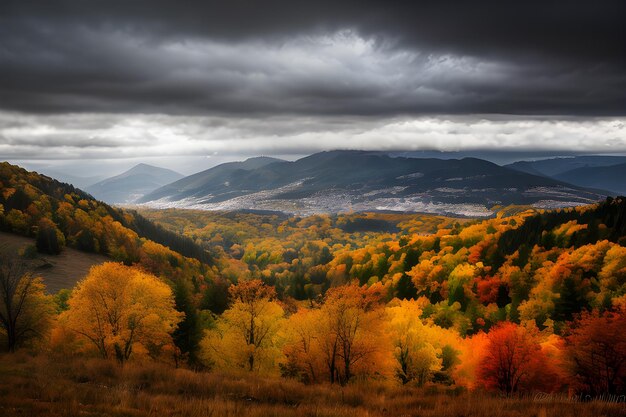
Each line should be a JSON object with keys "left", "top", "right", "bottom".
{"left": 125, "top": 210, "right": 213, "bottom": 265}
{"left": 498, "top": 196, "right": 626, "bottom": 256}
{"left": 203, "top": 279, "right": 626, "bottom": 396}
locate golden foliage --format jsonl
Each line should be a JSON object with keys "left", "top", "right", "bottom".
{"left": 60, "top": 262, "right": 182, "bottom": 363}
{"left": 201, "top": 279, "right": 285, "bottom": 374}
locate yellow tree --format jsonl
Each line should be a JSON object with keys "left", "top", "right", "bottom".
{"left": 62, "top": 262, "right": 182, "bottom": 363}
{"left": 594, "top": 244, "right": 626, "bottom": 308}
{"left": 0, "top": 255, "right": 53, "bottom": 352}
{"left": 282, "top": 307, "right": 326, "bottom": 383}
{"left": 386, "top": 299, "right": 446, "bottom": 385}
{"left": 201, "top": 279, "right": 285, "bottom": 373}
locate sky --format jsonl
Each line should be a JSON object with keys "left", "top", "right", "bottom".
{"left": 1, "top": 1, "right": 625, "bottom": 177}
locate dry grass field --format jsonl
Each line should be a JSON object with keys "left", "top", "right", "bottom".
{"left": 0, "top": 354, "right": 624, "bottom": 417}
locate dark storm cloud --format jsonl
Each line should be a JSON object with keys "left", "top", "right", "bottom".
{"left": 0, "top": 0, "right": 624, "bottom": 116}
{"left": 4, "top": 1, "right": 623, "bottom": 62}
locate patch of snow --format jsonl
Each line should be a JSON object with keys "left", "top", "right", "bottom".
{"left": 434, "top": 187, "right": 466, "bottom": 193}
{"left": 396, "top": 172, "right": 424, "bottom": 180}
{"left": 532, "top": 200, "right": 589, "bottom": 209}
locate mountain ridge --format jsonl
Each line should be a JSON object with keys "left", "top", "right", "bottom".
{"left": 505, "top": 155, "right": 626, "bottom": 177}
{"left": 138, "top": 156, "right": 285, "bottom": 202}
{"left": 506, "top": 155, "right": 626, "bottom": 196}
{"left": 554, "top": 163, "right": 626, "bottom": 195}
{"left": 138, "top": 151, "right": 607, "bottom": 216}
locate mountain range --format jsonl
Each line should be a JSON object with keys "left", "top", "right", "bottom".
{"left": 136, "top": 151, "right": 607, "bottom": 217}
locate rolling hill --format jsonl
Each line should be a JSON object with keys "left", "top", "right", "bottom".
{"left": 140, "top": 156, "right": 284, "bottom": 202}
{"left": 0, "top": 161, "right": 212, "bottom": 265}
{"left": 86, "top": 163, "right": 184, "bottom": 204}
{"left": 139, "top": 151, "right": 606, "bottom": 216}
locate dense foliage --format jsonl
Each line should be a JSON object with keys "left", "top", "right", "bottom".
{"left": 59, "top": 262, "right": 182, "bottom": 364}
{"left": 142, "top": 199, "right": 626, "bottom": 335}
{"left": 141, "top": 198, "right": 626, "bottom": 394}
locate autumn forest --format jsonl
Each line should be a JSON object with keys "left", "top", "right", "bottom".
{"left": 1, "top": 162, "right": 625, "bottom": 416}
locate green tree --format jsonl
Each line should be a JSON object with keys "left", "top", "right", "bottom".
{"left": 35, "top": 218, "right": 65, "bottom": 255}
{"left": 172, "top": 280, "right": 203, "bottom": 366}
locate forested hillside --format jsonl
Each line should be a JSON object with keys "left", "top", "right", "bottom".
{"left": 0, "top": 162, "right": 212, "bottom": 264}
{"left": 0, "top": 162, "right": 218, "bottom": 361}
{"left": 1, "top": 162, "right": 625, "bottom": 399}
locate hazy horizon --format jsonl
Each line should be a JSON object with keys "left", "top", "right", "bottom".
{"left": 8, "top": 149, "right": 626, "bottom": 184}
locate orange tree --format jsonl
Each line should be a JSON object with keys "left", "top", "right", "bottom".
{"left": 318, "top": 283, "right": 393, "bottom": 384}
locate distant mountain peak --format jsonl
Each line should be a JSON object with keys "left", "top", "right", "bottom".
{"left": 86, "top": 163, "right": 184, "bottom": 204}
{"left": 244, "top": 156, "right": 284, "bottom": 162}
{"left": 130, "top": 162, "right": 152, "bottom": 170}
{"left": 124, "top": 163, "right": 182, "bottom": 176}
{"left": 506, "top": 155, "right": 626, "bottom": 177}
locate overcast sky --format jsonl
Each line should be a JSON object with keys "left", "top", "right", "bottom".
{"left": 1, "top": 1, "right": 625, "bottom": 176}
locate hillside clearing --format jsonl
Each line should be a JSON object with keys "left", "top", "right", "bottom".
{"left": 0, "top": 232, "right": 107, "bottom": 293}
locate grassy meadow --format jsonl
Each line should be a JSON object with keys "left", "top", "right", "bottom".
{"left": 1, "top": 354, "right": 624, "bottom": 417}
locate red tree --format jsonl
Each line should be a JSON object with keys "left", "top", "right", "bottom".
{"left": 478, "top": 322, "right": 559, "bottom": 394}
{"left": 565, "top": 308, "right": 626, "bottom": 396}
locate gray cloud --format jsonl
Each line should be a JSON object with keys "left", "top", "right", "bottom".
{"left": 1, "top": 112, "right": 624, "bottom": 163}
{"left": 0, "top": 1, "right": 624, "bottom": 116}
